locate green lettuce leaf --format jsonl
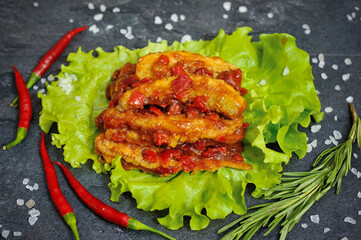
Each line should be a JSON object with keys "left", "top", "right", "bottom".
{"left": 39, "top": 27, "right": 322, "bottom": 230}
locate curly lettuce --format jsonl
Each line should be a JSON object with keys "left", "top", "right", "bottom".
{"left": 39, "top": 27, "right": 322, "bottom": 230}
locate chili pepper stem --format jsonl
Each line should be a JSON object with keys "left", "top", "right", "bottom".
{"left": 62, "top": 212, "right": 80, "bottom": 240}
{"left": 127, "top": 217, "right": 176, "bottom": 240}
{"left": 3, "top": 127, "right": 28, "bottom": 150}
{"left": 10, "top": 73, "right": 40, "bottom": 107}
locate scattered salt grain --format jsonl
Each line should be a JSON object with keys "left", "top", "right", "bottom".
{"left": 23, "top": 178, "right": 29, "bottom": 185}
{"left": 335, "top": 85, "right": 340, "bottom": 91}
{"left": 26, "top": 199, "right": 35, "bottom": 209}
{"left": 357, "top": 191, "right": 361, "bottom": 198}
{"left": 33, "top": 183, "right": 39, "bottom": 190}
{"left": 181, "top": 34, "right": 192, "bottom": 44}
{"left": 13, "top": 231, "right": 22, "bottom": 237}
{"left": 238, "top": 6, "right": 248, "bottom": 13}
{"left": 120, "top": 29, "right": 127, "bottom": 34}
{"left": 154, "top": 16, "right": 162, "bottom": 25}
{"left": 29, "top": 208, "right": 41, "bottom": 217}
{"left": 304, "top": 29, "right": 311, "bottom": 35}
{"left": 344, "top": 58, "right": 352, "bottom": 65}
{"left": 33, "top": 2, "right": 39, "bottom": 7}
{"left": 223, "top": 14, "right": 229, "bottom": 19}
{"left": 311, "top": 57, "right": 318, "bottom": 63}
{"left": 310, "top": 214, "right": 320, "bottom": 223}
{"left": 165, "top": 23, "right": 173, "bottom": 30}
{"left": 318, "top": 61, "right": 325, "bottom": 68}
{"left": 351, "top": 168, "right": 358, "bottom": 175}
{"left": 223, "top": 2, "right": 231, "bottom": 11}
{"left": 324, "top": 227, "right": 330, "bottom": 233}
{"left": 324, "top": 107, "right": 333, "bottom": 113}
{"left": 332, "top": 64, "right": 338, "bottom": 70}
{"left": 342, "top": 73, "right": 350, "bottom": 81}
{"left": 16, "top": 199, "right": 24, "bottom": 206}
{"left": 307, "top": 144, "right": 312, "bottom": 153}
{"left": 346, "top": 96, "right": 354, "bottom": 103}
{"left": 310, "top": 139, "right": 317, "bottom": 148}
{"left": 170, "top": 13, "right": 178, "bottom": 22}
{"left": 282, "top": 66, "right": 289, "bottom": 76}
{"left": 351, "top": 12, "right": 356, "bottom": 18}
{"left": 47, "top": 75, "right": 55, "bottom": 81}
{"left": 321, "top": 73, "right": 327, "bottom": 80}
{"left": 106, "top": 25, "right": 114, "bottom": 30}
{"left": 325, "top": 139, "right": 332, "bottom": 145}
{"left": 301, "top": 223, "right": 308, "bottom": 228}
{"left": 69, "top": 19, "right": 74, "bottom": 24}
{"left": 93, "top": 13, "right": 103, "bottom": 21}
{"left": 333, "top": 130, "right": 342, "bottom": 140}
{"left": 334, "top": 115, "right": 338, "bottom": 121}
{"left": 125, "top": 27, "right": 134, "bottom": 40}
{"left": 355, "top": 6, "right": 360, "bottom": 11}
{"left": 344, "top": 217, "right": 356, "bottom": 224}
{"left": 40, "top": 78, "right": 46, "bottom": 84}
{"left": 180, "top": 15, "right": 185, "bottom": 21}
{"left": 315, "top": 89, "right": 320, "bottom": 95}
{"left": 156, "top": 37, "right": 162, "bottom": 43}
{"left": 259, "top": 79, "right": 266, "bottom": 85}
{"left": 112, "top": 7, "right": 120, "bottom": 13}
{"left": 347, "top": 14, "right": 353, "bottom": 21}
{"left": 89, "top": 24, "right": 100, "bottom": 34}
{"left": 88, "top": 3, "right": 95, "bottom": 10}
{"left": 318, "top": 53, "right": 325, "bottom": 62}
{"left": 357, "top": 172, "right": 361, "bottom": 178}
{"left": 359, "top": 210, "right": 361, "bottom": 215}
{"left": 33, "top": 85, "right": 38, "bottom": 90}
{"left": 100, "top": 4, "right": 106, "bottom": 12}
{"left": 2, "top": 230, "right": 10, "bottom": 238}
{"left": 311, "top": 125, "right": 321, "bottom": 133}
{"left": 26, "top": 185, "right": 34, "bottom": 191}
{"left": 354, "top": 153, "right": 358, "bottom": 158}
{"left": 267, "top": 12, "right": 274, "bottom": 18}
{"left": 302, "top": 24, "right": 310, "bottom": 29}
{"left": 28, "top": 216, "right": 38, "bottom": 226}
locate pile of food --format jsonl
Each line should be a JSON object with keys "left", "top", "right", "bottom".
{"left": 94, "top": 51, "right": 252, "bottom": 176}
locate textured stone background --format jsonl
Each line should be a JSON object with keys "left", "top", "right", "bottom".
{"left": 0, "top": 0, "right": 360, "bottom": 239}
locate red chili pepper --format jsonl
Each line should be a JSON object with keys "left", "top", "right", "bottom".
{"left": 10, "top": 26, "right": 87, "bottom": 107}
{"left": 55, "top": 161, "right": 176, "bottom": 240}
{"left": 40, "top": 133, "right": 80, "bottom": 240}
{"left": 3, "top": 66, "right": 32, "bottom": 150}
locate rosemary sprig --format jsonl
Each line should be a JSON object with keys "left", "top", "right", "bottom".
{"left": 218, "top": 103, "right": 361, "bottom": 240}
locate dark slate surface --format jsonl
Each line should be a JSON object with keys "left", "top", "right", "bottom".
{"left": 0, "top": 0, "right": 361, "bottom": 239}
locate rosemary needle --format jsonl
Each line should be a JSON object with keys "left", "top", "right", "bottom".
{"left": 218, "top": 103, "right": 361, "bottom": 240}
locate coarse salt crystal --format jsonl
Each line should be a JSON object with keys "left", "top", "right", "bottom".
{"left": 359, "top": 210, "right": 361, "bottom": 215}
{"left": 347, "top": 14, "right": 353, "bottom": 21}
{"left": 29, "top": 208, "right": 41, "bottom": 217}
{"left": 33, "top": 183, "right": 39, "bottom": 190}
{"left": 154, "top": 16, "right": 162, "bottom": 24}
{"left": 223, "top": 14, "right": 229, "bottom": 19}
{"left": 351, "top": 12, "right": 356, "bottom": 18}
{"left": 93, "top": 13, "right": 103, "bottom": 21}
{"left": 26, "top": 185, "right": 34, "bottom": 191}
{"left": 100, "top": 4, "right": 106, "bottom": 12}
{"left": 125, "top": 33, "right": 134, "bottom": 40}
{"left": 223, "top": 2, "right": 231, "bottom": 11}
{"left": 332, "top": 64, "right": 338, "bottom": 70}
{"left": 324, "top": 107, "right": 333, "bottom": 113}
{"left": 23, "top": 178, "right": 29, "bottom": 185}
{"left": 321, "top": 73, "right": 327, "bottom": 79}
{"left": 334, "top": 115, "right": 338, "bottom": 121}
{"left": 311, "top": 57, "right": 318, "bottom": 63}
{"left": 324, "top": 227, "right": 330, "bottom": 233}
{"left": 47, "top": 75, "right": 55, "bottom": 81}
{"left": 318, "top": 53, "right": 325, "bottom": 62}
{"left": 311, "top": 125, "right": 321, "bottom": 133}
{"left": 282, "top": 66, "right": 289, "bottom": 76}
{"left": 325, "top": 139, "right": 332, "bottom": 145}
{"left": 344, "top": 217, "right": 356, "bottom": 224}
{"left": 357, "top": 172, "right": 361, "bottom": 178}
{"left": 2, "top": 230, "right": 10, "bottom": 238}
{"left": 69, "top": 19, "right": 74, "bottom": 23}
{"left": 351, "top": 167, "right": 358, "bottom": 175}
{"left": 40, "top": 78, "right": 46, "bottom": 84}
{"left": 333, "top": 130, "right": 342, "bottom": 140}
{"left": 342, "top": 73, "right": 350, "bottom": 81}
{"left": 259, "top": 79, "right": 266, "bottom": 85}
{"left": 33, "top": 2, "right": 39, "bottom": 7}
{"left": 332, "top": 140, "right": 338, "bottom": 146}
{"left": 120, "top": 29, "right": 127, "bottom": 34}
{"left": 301, "top": 223, "right": 308, "bottom": 228}
{"left": 170, "top": 13, "right": 178, "bottom": 22}
{"left": 89, "top": 24, "right": 100, "bottom": 34}
{"left": 335, "top": 85, "right": 340, "bottom": 91}
{"left": 357, "top": 191, "right": 361, "bottom": 198}
{"left": 180, "top": 14, "right": 185, "bottom": 21}
{"left": 318, "top": 61, "right": 325, "bottom": 68}
{"left": 310, "top": 139, "right": 317, "bottom": 148}
{"left": 33, "top": 85, "right": 38, "bottom": 90}
{"left": 267, "top": 12, "right": 274, "bottom": 18}
{"left": 354, "top": 153, "right": 358, "bottom": 158}
{"left": 302, "top": 24, "right": 310, "bottom": 29}
{"left": 26, "top": 199, "right": 35, "bottom": 209}
{"left": 315, "top": 89, "right": 320, "bottom": 95}
{"left": 307, "top": 144, "right": 312, "bottom": 153}
{"left": 346, "top": 96, "right": 354, "bottom": 103}
{"left": 112, "top": 7, "right": 120, "bottom": 13}
{"left": 181, "top": 34, "right": 192, "bottom": 44}
{"left": 238, "top": 6, "right": 248, "bottom": 13}
{"left": 88, "top": 3, "right": 94, "bottom": 10}
{"left": 165, "top": 23, "right": 173, "bottom": 30}
{"left": 13, "top": 231, "right": 22, "bottom": 237}
{"left": 304, "top": 29, "right": 311, "bottom": 35}
{"left": 310, "top": 214, "right": 320, "bottom": 223}
{"left": 16, "top": 199, "right": 24, "bottom": 206}
{"left": 106, "top": 25, "right": 114, "bottom": 30}
{"left": 355, "top": 6, "right": 360, "bottom": 11}
{"left": 344, "top": 58, "right": 352, "bottom": 65}
{"left": 28, "top": 216, "right": 38, "bottom": 226}
{"left": 156, "top": 37, "right": 162, "bottom": 43}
